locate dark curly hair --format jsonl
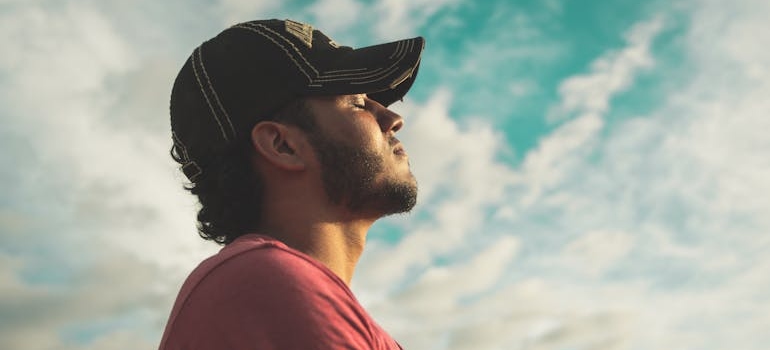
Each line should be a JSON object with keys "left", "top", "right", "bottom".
{"left": 171, "top": 99, "right": 316, "bottom": 244}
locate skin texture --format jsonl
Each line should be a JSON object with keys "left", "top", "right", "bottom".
{"left": 249, "top": 94, "right": 416, "bottom": 284}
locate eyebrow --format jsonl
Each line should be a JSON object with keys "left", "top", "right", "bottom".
{"left": 344, "top": 94, "right": 366, "bottom": 103}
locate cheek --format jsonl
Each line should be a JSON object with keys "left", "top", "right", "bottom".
{"left": 316, "top": 111, "right": 386, "bottom": 151}
{"left": 346, "top": 118, "right": 386, "bottom": 149}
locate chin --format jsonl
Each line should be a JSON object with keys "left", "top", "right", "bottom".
{"left": 379, "top": 177, "right": 418, "bottom": 215}
{"left": 349, "top": 174, "right": 418, "bottom": 217}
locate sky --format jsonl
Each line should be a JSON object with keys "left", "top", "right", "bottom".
{"left": 1, "top": 0, "right": 769, "bottom": 349}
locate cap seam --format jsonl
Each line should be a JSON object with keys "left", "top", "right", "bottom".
{"left": 314, "top": 40, "right": 412, "bottom": 80}
{"left": 323, "top": 67, "right": 368, "bottom": 74}
{"left": 197, "top": 47, "right": 237, "bottom": 139}
{"left": 192, "top": 46, "right": 235, "bottom": 142}
{"left": 232, "top": 24, "right": 314, "bottom": 83}
{"left": 347, "top": 66, "right": 402, "bottom": 85}
{"left": 315, "top": 40, "right": 414, "bottom": 84}
{"left": 250, "top": 23, "right": 321, "bottom": 76}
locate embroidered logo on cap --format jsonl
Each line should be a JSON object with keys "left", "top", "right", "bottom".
{"left": 285, "top": 19, "right": 313, "bottom": 48}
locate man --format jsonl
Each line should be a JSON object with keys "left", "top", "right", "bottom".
{"left": 159, "top": 19, "right": 424, "bottom": 349}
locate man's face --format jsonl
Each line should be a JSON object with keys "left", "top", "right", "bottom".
{"left": 304, "top": 94, "right": 417, "bottom": 217}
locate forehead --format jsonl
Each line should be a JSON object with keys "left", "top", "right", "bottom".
{"left": 307, "top": 94, "right": 366, "bottom": 104}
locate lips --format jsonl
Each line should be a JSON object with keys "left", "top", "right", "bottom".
{"left": 389, "top": 136, "right": 407, "bottom": 156}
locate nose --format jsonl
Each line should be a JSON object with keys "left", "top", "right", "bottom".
{"left": 370, "top": 99, "right": 404, "bottom": 134}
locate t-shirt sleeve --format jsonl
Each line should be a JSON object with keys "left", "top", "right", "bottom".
{"left": 163, "top": 247, "right": 380, "bottom": 350}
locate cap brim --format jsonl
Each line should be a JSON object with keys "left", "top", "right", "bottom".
{"left": 304, "top": 37, "right": 424, "bottom": 107}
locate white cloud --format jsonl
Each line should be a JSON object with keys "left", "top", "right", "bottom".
{"left": 561, "top": 230, "right": 635, "bottom": 277}
{"left": 218, "top": 0, "right": 283, "bottom": 26}
{"left": 518, "top": 112, "right": 604, "bottom": 206}
{"left": 359, "top": 4, "right": 770, "bottom": 349}
{"left": 306, "top": 0, "right": 365, "bottom": 34}
{"left": 372, "top": 0, "right": 460, "bottom": 39}
{"left": 0, "top": 3, "right": 214, "bottom": 349}
{"left": 547, "top": 16, "right": 664, "bottom": 122}
{"left": 0, "top": 249, "right": 171, "bottom": 349}
{"left": 0, "top": 2, "right": 210, "bottom": 265}
{"left": 421, "top": 1, "right": 564, "bottom": 124}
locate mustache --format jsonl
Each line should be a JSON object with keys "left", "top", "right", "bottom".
{"left": 388, "top": 136, "right": 400, "bottom": 147}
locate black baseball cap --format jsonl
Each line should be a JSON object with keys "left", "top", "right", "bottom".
{"left": 170, "top": 19, "right": 425, "bottom": 182}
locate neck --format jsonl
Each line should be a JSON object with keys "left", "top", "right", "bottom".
{"left": 258, "top": 202, "right": 376, "bottom": 285}
{"left": 292, "top": 221, "right": 371, "bottom": 284}
{"left": 255, "top": 164, "right": 384, "bottom": 285}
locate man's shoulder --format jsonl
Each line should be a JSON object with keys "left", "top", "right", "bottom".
{"left": 162, "top": 234, "right": 397, "bottom": 350}
{"left": 203, "top": 233, "right": 303, "bottom": 272}
{"left": 188, "top": 234, "right": 349, "bottom": 296}
{"left": 176, "top": 233, "right": 361, "bottom": 321}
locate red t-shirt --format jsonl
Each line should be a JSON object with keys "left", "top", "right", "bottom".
{"left": 159, "top": 234, "right": 401, "bottom": 350}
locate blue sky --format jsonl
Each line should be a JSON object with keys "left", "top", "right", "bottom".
{"left": 2, "top": 0, "right": 769, "bottom": 349}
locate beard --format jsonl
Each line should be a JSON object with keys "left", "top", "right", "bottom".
{"left": 307, "top": 132, "right": 417, "bottom": 216}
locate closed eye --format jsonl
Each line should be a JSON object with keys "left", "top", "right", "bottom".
{"left": 350, "top": 94, "right": 368, "bottom": 110}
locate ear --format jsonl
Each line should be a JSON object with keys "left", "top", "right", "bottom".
{"left": 250, "top": 121, "right": 308, "bottom": 171}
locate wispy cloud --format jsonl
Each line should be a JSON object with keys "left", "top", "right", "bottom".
{"left": 546, "top": 16, "right": 663, "bottom": 122}
{"left": 306, "top": 0, "right": 365, "bottom": 34}
{"left": 218, "top": 0, "right": 283, "bottom": 26}
{"left": 372, "top": 0, "right": 461, "bottom": 39}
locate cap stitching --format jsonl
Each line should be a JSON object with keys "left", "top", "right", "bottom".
{"left": 389, "top": 40, "right": 405, "bottom": 60}
{"left": 316, "top": 39, "right": 416, "bottom": 80}
{"left": 316, "top": 67, "right": 385, "bottom": 79}
{"left": 315, "top": 67, "right": 394, "bottom": 79}
{"left": 318, "top": 68, "right": 380, "bottom": 76}
{"left": 196, "top": 47, "right": 237, "bottom": 140}
{"left": 232, "top": 24, "right": 314, "bottom": 82}
{"left": 348, "top": 66, "right": 402, "bottom": 85}
{"left": 192, "top": 46, "right": 232, "bottom": 142}
{"left": 322, "top": 39, "right": 412, "bottom": 83}
{"left": 323, "top": 67, "right": 368, "bottom": 74}
{"left": 252, "top": 24, "right": 320, "bottom": 75}
{"left": 238, "top": 23, "right": 386, "bottom": 81}
{"left": 315, "top": 40, "right": 412, "bottom": 83}
{"left": 317, "top": 66, "right": 399, "bottom": 83}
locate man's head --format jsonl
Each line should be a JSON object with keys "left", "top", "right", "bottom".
{"left": 302, "top": 94, "right": 417, "bottom": 217}
{"left": 170, "top": 19, "right": 423, "bottom": 243}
